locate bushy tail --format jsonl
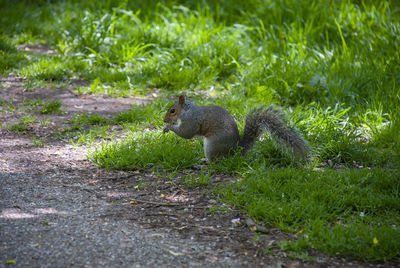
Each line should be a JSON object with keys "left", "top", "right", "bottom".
{"left": 239, "top": 106, "right": 309, "bottom": 159}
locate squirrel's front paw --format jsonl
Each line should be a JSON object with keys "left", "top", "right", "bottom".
{"left": 163, "top": 125, "right": 170, "bottom": 133}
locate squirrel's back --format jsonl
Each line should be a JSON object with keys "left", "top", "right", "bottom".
{"left": 199, "top": 106, "right": 239, "bottom": 137}
{"left": 200, "top": 106, "right": 241, "bottom": 160}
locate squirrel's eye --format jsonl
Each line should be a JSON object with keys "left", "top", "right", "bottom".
{"left": 170, "top": 109, "right": 175, "bottom": 113}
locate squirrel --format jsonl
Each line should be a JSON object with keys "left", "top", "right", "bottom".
{"left": 163, "top": 95, "right": 309, "bottom": 161}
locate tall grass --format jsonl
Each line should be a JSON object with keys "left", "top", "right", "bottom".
{"left": 1, "top": 0, "right": 398, "bottom": 110}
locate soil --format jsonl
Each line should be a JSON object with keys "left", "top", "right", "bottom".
{"left": 0, "top": 46, "right": 395, "bottom": 267}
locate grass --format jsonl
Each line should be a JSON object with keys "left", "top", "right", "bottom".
{"left": 0, "top": 36, "right": 27, "bottom": 73}
{"left": 9, "top": 115, "right": 36, "bottom": 133}
{"left": 0, "top": 0, "right": 399, "bottom": 262}
{"left": 40, "top": 100, "right": 63, "bottom": 114}
{"left": 181, "top": 171, "right": 212, "bottom": 188}
{"left": 62, "top": 113, "right": 115, "bottom": 146}
{"left": 217, "top": 168, "right": 400, "bottom": 261}
{"left": 89, "top": 131, "right": 203, "bottom": 170}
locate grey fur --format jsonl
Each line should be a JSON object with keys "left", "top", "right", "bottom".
{"left": 164, "top": 97, "right": 308, "bottom": 161}
{"left": 239, "top": 106, "right": 308, "bottom": 159}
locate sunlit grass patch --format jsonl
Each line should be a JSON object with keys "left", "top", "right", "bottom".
{"left": 19, "top": 56, "right": 73, "bottom": 81}
{"left": 69, "top": 113, "right": 110, "bottom": 127}
{"left": 88, "top": 131, "right": 202, "bottom": 170}
{"left": 62, "top": 113, "right": 114, "bottom": 146}
{"left": 69, "top": 126, "right": 116, "bottom": 146}
{"left": 114, "top": 99, "right": 168, "bottom": 126}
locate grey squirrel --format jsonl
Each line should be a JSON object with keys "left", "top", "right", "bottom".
{"left": 163, "top": 95, "right": 309, "bottom": 161}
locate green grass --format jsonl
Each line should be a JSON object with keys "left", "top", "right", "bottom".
{"left": 32, "top": 137, "right": 45, "bottom": 147}
{"left": 40, "top": 100, "right": 63, "bottom": 114}
{"left": 20, "top": 99, "right": 64, "bottom": 114}
{"left": 9, "top": 115, "right": 36, "bottom": 133}
{"left": 69, "top": 113, "right": 110, "bottom": 127}
{"left": 19, "top": 57, "right": 72, "bottom": 81}
{"left": 0, "top": 0, "right": 399, "bottom": 262}
{"left": 217, "top": 168, "right": 400, "bottom": 261}
{"left": 69, "top": 126, "right": 115, "bottom": 146}
{"left": 181, "top": 171, "right": 212, "bottom": 188}
{"left": 0, "top": 98, "right": 15, "bottom": 112}
{"left": 0, "top": 36, "right": 27, "bottom": 74}
{"left": 62, "top": 113, "right": 115, "bottom": 146}
{"left": 89, "top": 131, "right": 203, "bottom": 170}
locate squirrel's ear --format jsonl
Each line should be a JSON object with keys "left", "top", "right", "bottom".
{"left": 178, "top": 95, "right": 185, "bottom": 105}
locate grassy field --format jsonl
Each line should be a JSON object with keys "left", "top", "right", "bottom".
{"left": 1, "top": 0, "right": 399, "bottom": 262}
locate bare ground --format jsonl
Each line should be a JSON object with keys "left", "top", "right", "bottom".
{"left": 0, "top": 46, "right": 395, "bottom": 267}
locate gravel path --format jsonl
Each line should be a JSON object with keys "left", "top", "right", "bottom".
{"left": 0, "top": 170, "right": 253, "bottom": 268}
{"left": 0, "top": 132, "right": 262, "bottom": 267}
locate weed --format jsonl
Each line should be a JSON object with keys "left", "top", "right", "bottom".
{"left": 23, "top": 99, "right": 44, "bottom": 107}
{"left": 40, "top": 100, "right": 63, "bottom": 114}
{"left": 63, "top": 113, "right": 114, "bottom": 146}
{"left": 39, "top": 116, "right": 51, "bottom": 127}
{"left": 0, "top": 98, "right": 15, "bottom": 112}
{"left": 9, "top": 115, "right": 36, "bottom": 133}
{"left": 69, "top": 126, "right": 116, "bottom": 146}
{"left": 181, "top": 171, "right": 211, "bottom": 188}
{"left": 32, "top": 137, "right": 45, "bottom": 147}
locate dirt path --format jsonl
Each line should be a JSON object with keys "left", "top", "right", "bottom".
{"left": 0, "top": 47, "right": 384, "bottom": 267}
